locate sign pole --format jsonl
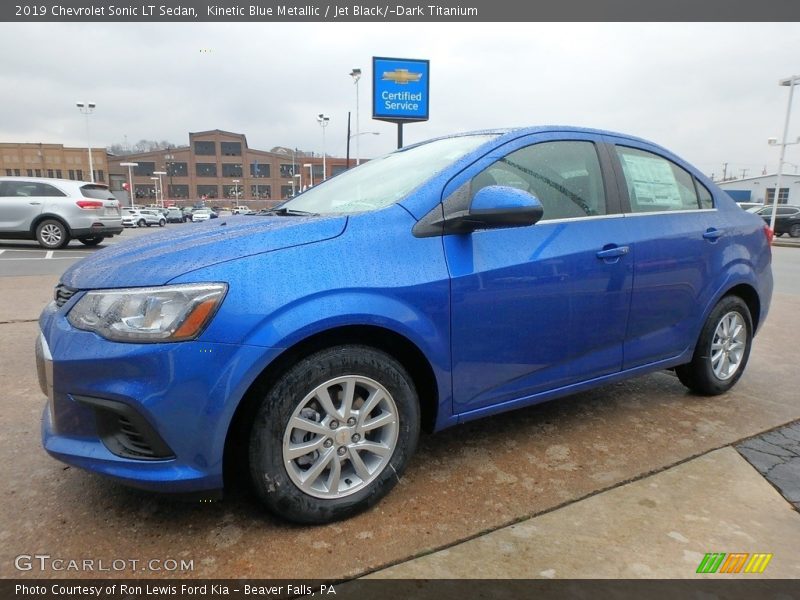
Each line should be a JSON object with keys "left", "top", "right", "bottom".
{"left": 397, "top": 123, "right": 403, "bottom": 149}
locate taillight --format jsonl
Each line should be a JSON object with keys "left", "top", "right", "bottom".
{"left": 76, "top": 199, "right": 104, "bottom": 210}
{"left": 764, "top": 225, "right": 774, "bottom": 245}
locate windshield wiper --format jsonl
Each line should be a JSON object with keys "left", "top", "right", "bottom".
{"left": 263, "top": 207, "right": 320, "bottom": 217}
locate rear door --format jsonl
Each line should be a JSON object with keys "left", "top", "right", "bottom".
{"left": 604, "top": 138, "right": 731, "bottom": 368}
{"left": 446, "top": 133, "right": 633, "bottom": 416}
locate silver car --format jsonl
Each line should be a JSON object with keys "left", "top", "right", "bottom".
{"left": 0, "top": 177, "right": 123, "bottom": 249}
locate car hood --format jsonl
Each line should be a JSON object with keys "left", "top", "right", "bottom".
{"left": 62, "top": 215, "right": 347, "bottom": 289}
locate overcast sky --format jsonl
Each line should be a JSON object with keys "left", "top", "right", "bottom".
{"left": 1, "top": 22, "right": 799, "bottom": 179}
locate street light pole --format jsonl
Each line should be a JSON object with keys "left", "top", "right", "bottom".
{"left": 768, "top": 75, "right": 800, "bottom": 232}
{"left": 232, "top": 179, "right": 240, "bottom": 202}
{"left": 76, "top": 101, "right": 96, "bottom": 182}
{"left": 120, "top": 162, "right": 138, "bottom": 208}
{"left": 154, "top": 171, "right": 166, "bottom": 207}
{"left": 317, "top": 113, "right": 330, "bottom": 181}
{"left": 350, "top": 68, "right": 362, "bottom": 165}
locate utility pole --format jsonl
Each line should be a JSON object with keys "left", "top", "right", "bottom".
{"left": 722, "top": 162, "right": 728, "bottom": 181}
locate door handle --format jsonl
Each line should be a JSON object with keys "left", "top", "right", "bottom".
{"left": 29, "top": 201, "right": 42, "bottom": 205}
{"left": 596, "top": 245, "right": 630, "bottom": 259}
{"left": 703, "top": 228, "right": 722, "bottom": 241}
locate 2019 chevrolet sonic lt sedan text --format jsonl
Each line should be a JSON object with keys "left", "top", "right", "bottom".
{"left": 37, "top": 127, "right": 773, "bottom": 523}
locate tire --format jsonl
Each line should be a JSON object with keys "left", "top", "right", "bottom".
{"left": 159, "top": 219, "right": 166, "bottom": 227}
{"left": 35, "top": 219, "right": 69, "bottom": 249}
{"left": 249, "top": 345, "right": 420, "bottom": 524}
{"left": 137, "top": 219, "right": 146, "bottom": 227}
{"left": 790, "top": 224, "right": 800, "bottom": 238}
{"left": 78, "top": 236, "right": 103, "bottom": 247}
{"left": 676, "top": 296, "right": 753, "bottom": 395}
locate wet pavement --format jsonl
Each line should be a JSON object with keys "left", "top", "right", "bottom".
{"left": 738, "top": 423, "right": 800, "bottom": 510}
{"left": 1, "top": 256, "right": 799, "bottom": 580}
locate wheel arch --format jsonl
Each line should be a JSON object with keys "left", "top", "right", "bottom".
{"left": 30, "top": 213, "right": 70, "bottom": 236}
{"left": 222, "top": 324, "right": 440, "bottom": 486}
{"left": 723, "top": 282, "right": 761, "bottom": 332}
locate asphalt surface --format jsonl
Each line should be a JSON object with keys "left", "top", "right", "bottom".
{"left": 0, "top": 232, "right": 798, "bottom": 580}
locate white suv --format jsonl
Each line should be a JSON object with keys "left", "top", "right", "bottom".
{"left": 122, "top": 209, "right": 166, "bottom": 228}
{"left": 0, "top": 177, "right": 123, "bottom": 248}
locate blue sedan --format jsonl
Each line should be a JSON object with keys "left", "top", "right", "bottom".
{"left": 37, "top": 126, "right": 773, "bottom": 523}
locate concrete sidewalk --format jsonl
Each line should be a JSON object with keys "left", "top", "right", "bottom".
{"left": 368, "top": 445, "right": 800, "bottom": 579}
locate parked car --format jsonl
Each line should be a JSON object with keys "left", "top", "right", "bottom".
{"left": 166, "top": 208, "right": 184, "bottom": 223}
{"left": 191, "top": 208, "right": 213, "bottom": 222}
{"left": 121, "top": 209, "right": 166, "bottom": 228}
{"left": 182, "top": 206, "right": 198, "bottom": 222}
{"left": 747, "top": 204, "right": 800, "bottom": 237}
{"left": 38, "top": 127, "right": 773, "bottom": 524}
{"left": 0, "top": 177, "right": 122, "bottom": 248}
{"left": 232, "top": 205, "right": 250, "bottom": 214}
{"left": 735, "top": 202, "right": 763, "bottom": 211}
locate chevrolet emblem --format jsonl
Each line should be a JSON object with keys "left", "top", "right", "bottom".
{"left": 382, "top": 69, "right": 423, "bottom": 84}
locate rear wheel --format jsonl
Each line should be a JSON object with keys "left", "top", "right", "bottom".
{"left": 249, "top": 345, "right": 420, "bottom": 524}
{"left": 35, "top": 219, "right": 69, "bottom": 249}
{"left": 676, "top": 296, "right": 753, "bottom": 395}
{"left": 790, "top": 223, "right": 800, "bottom": 238}
{"left": 78, "top": 236, "right": 103, "bottom": 247}
{"left": 159, "top": 219, "right": 166, "bottom": 227}
{"left": 137, "top": 219, "right": 146, "bottom": 227}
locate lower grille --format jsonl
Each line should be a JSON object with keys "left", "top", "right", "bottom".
{"left": 54, "top": 284, "right": 78, "bottom": 308}
{"left": 74, "top": 395, "right": 175, "bottom": 461}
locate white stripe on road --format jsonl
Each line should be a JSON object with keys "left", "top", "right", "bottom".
{"left": 0, "top": 250, "right": 4, "bottom": 256}
{"left": 45, "top": 251, "right": 54, "bottom": 259}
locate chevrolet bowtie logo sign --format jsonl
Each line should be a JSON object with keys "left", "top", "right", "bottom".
{"left": 382, "top": 69, "right": 423, "bottom": 84}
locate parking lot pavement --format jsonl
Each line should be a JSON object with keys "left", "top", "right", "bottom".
{"left": 368, "top": 446, "right": 800, "bottom": 578}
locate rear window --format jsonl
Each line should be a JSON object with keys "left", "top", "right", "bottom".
{"left": 80, "top": 184, "right": 115, "bottom": 201}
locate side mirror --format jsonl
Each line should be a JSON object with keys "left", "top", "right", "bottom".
{"left": 444, "top": 185, "right": 544, "bottom": 234}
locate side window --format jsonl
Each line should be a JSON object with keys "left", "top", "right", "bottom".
{"left": 3, "top": 181, "right": 39, "bottom": 197}
{"left": 695, "top": 180, "right": 714, "bottom": 209}
{"left": 33, "top": 183, "right": 67, "bottom": 197}
{"left": 615, "top": 146, "right": 700, "bottom": 213}
{"left": 470, "top": 141, "right": 606, "bottom": 220}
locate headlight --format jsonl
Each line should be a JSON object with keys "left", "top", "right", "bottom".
{"left": 67, "top": 283, "right": 227, "bottom": 342}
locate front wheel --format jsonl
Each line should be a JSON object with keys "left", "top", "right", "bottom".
{"left": 790, "top": 223, "right": 800, "bottom": 238}
{"left": 249, "top": 345, "right": 420, "bottom": 524}
{"left": 159, "top": 219, "right": 166, "bottom": 227}
{"left": 676, "top": 296, "right": 753, "bottom": 395}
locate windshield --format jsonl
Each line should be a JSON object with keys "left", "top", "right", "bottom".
{"left": 279, "top": 134, "right": 497, "bottom": 215}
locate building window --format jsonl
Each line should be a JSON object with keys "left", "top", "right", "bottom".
{"left": 280, "top": 164, "right": 295, "bottom": 178}
{"left": 96, "top": 170, "right": 104, "bottom": 182}
{"left": 167, "top": 162, "right": 188, "bottom": 177}
{"left": 223, "top": 184, "right": 245, "bottom": 199}
{"left": 194, "top": 141, "right": 216, "bottom": 155}
{"left": 5, "top": 169, "right": 11, "bottom": 176}
{"left": 35, "top": 169, "right": 41, "bottom": 177}
{"left": 281, "top": 185, "right": 294, "bottom": 199}
{"left": 221, "top": 163, "right": 243, "bottom": 178}
{"left": 56, "top": 170, "right": 62, "bottom": 178}
{"left": 220, "top": 141, "right": 242, "bottom": 156}
{"left": 168, "top": 184, "right": 189, "bottom": 199}
{"left": 331, "top": 165, "right": 347, "bottom": 177}
{"left": 76, "top": 170, "right": 83, "bottom": 180}
{"left": 250, "top": 184, "right": 271, "bottom": 199}
{"left": 766, "top": 188, "right": 790, "bottom": 204}
{"left": 47, "top": 169, "right": 54, "bottom": 178}
{"left": 134, "top": 184, "right": 156, "bottom": 199}
{"left": 196, "top": 163, "right": 217, "bottom": 177}
{"left": 14, "top": 169, "right": 21, "bottom": 176}
{"left": 197, "top": 184, "right": 218, "bottom": 199}
{"left": 26, "top": 169, "right": 33, "bottom": 177}
{"left": 68, "top": 170, "right": 75, "bottom": 180}
{"left": 312, "top": 164, "right": 324, "bottom": 180}
{"left": 250, "top": 162, "right": 271, "bottom": 178}
{"left": 134, "top": 162, "right": 156, "bottom": 176}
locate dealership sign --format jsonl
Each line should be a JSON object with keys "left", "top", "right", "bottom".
{"left": 372, "top": 56, "right": 430, "bottom": 123}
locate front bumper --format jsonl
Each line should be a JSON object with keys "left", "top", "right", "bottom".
{"left": 37, "top": 300, "right": 280, "bottom": 494}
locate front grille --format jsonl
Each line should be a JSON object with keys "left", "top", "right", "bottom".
{"left": 54, "top": 284, "right": 78, "bottom": 308}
